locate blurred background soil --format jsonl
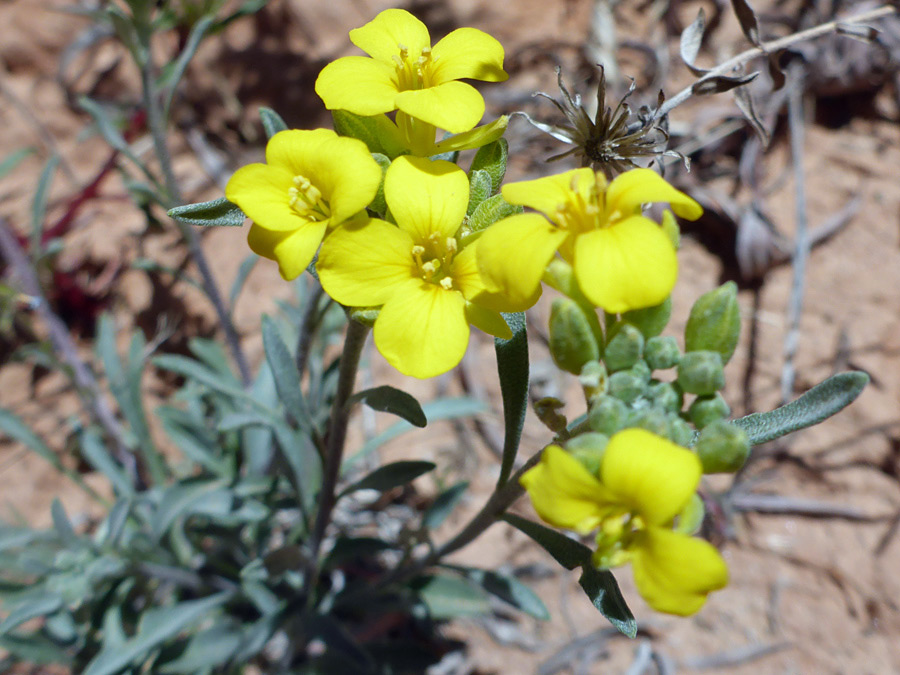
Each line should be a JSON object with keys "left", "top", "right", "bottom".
{"left": 2, "top": 0, "right": 900, "bottom": 672}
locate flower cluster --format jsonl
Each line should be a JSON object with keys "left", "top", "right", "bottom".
{"left": 222, "top": 7, "right": 730, "bottom": 619}
{"left": 521, "top": 430, "right": 728, "bottom": 615}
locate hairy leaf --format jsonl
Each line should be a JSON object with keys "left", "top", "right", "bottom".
{"left": 495, "top": 313, "right": 528, "bottom": 486}
{"left": 502, "top": 513, "right": 591, "bottom": 570}
{"left": 167, "top": 197, "right": 246, "bottom": 227}
{"left": 341, "top": 460, "right": 436, "bottom": 496}
{"left": 348, "top": 385, "right": 426, "bottom": 428}
{"left": 578, "top": 565, "right": 637, "bottom": 638}
{"left": 259, "top": 107, "right": 288, "bottom": 139}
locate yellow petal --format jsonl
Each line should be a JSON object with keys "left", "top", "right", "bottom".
{"left": 247, "top": 221, "right": 326, "bottom": 281}
{"left": 349, "top": 8, "right": 430, "bottom": 62}
{"left": 606, "top": 168, "right": 702, "bottom": 221}
{"left": 501, "top": 168, "right": 595, "bottom": 221}
{"left": 306, "top": 136, "right": 382, "bottom": 224}
{"left": 373, "top": 280, "right": 469, "bottom": 378}
{"left": 453, "top": 242, "right": 538, "bottom": 312}
{"left": 431, "top": 27, "right": 508, "bottom": 83}
{"left": 599, "top": 429, "right": 701, "bottom": 526}
{"left": 574, "top": 216, "right": 677, "bottom": 313}
{"left": 476, "top": 214, "right": 567, "bottom": 308}
{"left": 630, "top": 527, "right": 728, "bottom": 616}
{"left": 464, "top": 302, "right": 511, "bottom": 340}
{"left": 384, "top": 156, "right": 468, "bottom": 241}
{"left": 520, "top": 445, "right": 612, "bottom": 534}
{"left": 225, "top": 163, "right": 299, "bottom": 232}
{"left": 315, "top": 56, "right": 399, "bottom": 116}
{"left": 264, "top": 129, "right": 337, "bottom": 174}
{"left": 395, "top": 81, "right": 484, "bottom": 134}
{"left": 316, "top": 218, "right": 414, "bottom": 307}
{"left": 433, "top": 116, "right": 509, "bottom": 154}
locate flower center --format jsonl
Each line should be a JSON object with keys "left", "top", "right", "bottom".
{"left": 593, "top": 509, "right": 645, "bottom": 569}
{"left": 411, "top": 233, "right": 458, "bottom": 290}
{"left": 553, "top": 172, "right": 620, "bottom": 234}
{"left": 288, "top": 175, "right": 331, "bottom": 221}
{"left": 392, "top": 44, "right": 435, "bottom": 91}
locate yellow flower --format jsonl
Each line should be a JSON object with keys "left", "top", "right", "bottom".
{"left": 315, "top": 8, "right": 507, "bottom": 139}
{"left": 225, "top": 129, "right": 381, "bottom": 280}
{"left": 316, "top": 155, "right": 532, "bottom": 379}
{"left": 520, "top": 429, "right": 728, "bottom": 616}
{"left": 477, "top": 168, "right": 702, "bottom": 313}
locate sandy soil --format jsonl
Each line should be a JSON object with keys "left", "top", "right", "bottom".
{"left": 1, "top": 0, "right": 899, "bottom": 673}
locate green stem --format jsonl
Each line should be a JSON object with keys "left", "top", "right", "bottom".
{"left": 136, "top": 31, "right": 252, "bottom": 387}
{"left": 308, "top": 320, "right": 370, "bottom": 570}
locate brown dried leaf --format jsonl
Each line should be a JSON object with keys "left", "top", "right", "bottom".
{"left": 733, "top": 85, "right": 770, "bottom": 147}
{"left": 691, "top": 71, "right": 759, "bottom": 95}
{"left": 680, "top": 9, "right": 710, "bottom": 76}
{"left": 731, "top": 0, "right": 761, "bottom": 46}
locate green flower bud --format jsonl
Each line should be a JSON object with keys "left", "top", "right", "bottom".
{"left": 622, "top": 297, "right": 672, "bottom": 339}
{"left": 549, "top": 298, "right": 600, "bottom": 375}
{"left": 695, "top": 420, "right": 750, "bottom": 473}
{"left": 589, "top": 396, "right": 628, "bottom": 435}
{"left": 544, "top": 259, "right": 585, "bottom": 302}
{"left": 675, "top": 493, "right": 705, "bottom": 535}
{"left": 566, "top": 432, "right": 610, "bottom": 475}
{"left": 688, "top": 393, "right": 731, "bottom": 429}
{"left": 667, "top": 414, "right": 694, "bottom": 447}
{"left": 604, "top": 324, "right": 644, "bottom": 372}
{"left": 661, "top": 209, "right": 681, "bottom": 249}
{"left": 608, "top": 370, "right": 645, "bottom": 404}
{"left": 625, "top": 407, "right": 670, "bottom": 437}
{"left": 644, "top": 335, "right": 681, "bottom": 370}
{"left": 579, "top": 360, "right": 608, "bottom": 403}
{"left": 630, "top": 360, "right": 651, "bottom": 385}
{"left": 647, "top": 380, "right": 683, "bottom": 413}
{"left": 677, "top": 350, "right": 725, "bottom": 395}
{"left": 534, "top": 397, "right": 567, "bottom": 433}
{"left": 685, "top": 281, "right": 741, "bottom": 364}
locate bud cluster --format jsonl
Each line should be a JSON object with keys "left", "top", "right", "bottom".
{"left": 549, "top": 280, "right": 749, "bottom": 475}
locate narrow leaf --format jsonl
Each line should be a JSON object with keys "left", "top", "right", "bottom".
{"left": 79, "top": 427, "right": 136, "bottom": 497}
{"left": 423, "top": 481, "right": 469, "bottom": 530}
{"left": 341, "top": 460, "right": 435, "bottom": 496}
{"left": 167, "top": 197, "right": 246, "bottom": 227}
{"left": 468, "top": 138, "right": 508, "bottom": 193}
{"left": 0, "top": 148, "right": 35, "bottom": 180}
{"left": 495, "top": 312, "right": 528, "bottom": 486}
{"left": 259, "top": 107, "right": 288, "bottom": 139}
{"left": 692, "top": 71, "right": 759, "bottom": 96}
{"left": 0, "top": 595, "right": 63, "bottom": 636}
{"left": 162, "top": 16, "right": 213, "bottom": 118}
{"left": 467, "top": 170, "right": 493, "bottom": 216}
{"left": 680, "top": 9, "right": 709, "bottom": 76}
{"left": 453, "top": 566, "right": 550, "bottom": 620}
{"left": 733, "top": 84, "right": 770, "bottom": 147}
{"left": 261, "top": 315, "right": 311, "bottom": 428}
{"left": 578, "top": 565, "right": 637, "bottom": 638}
{"left": 229, "top": 254, "right": 259, "bottom": 311}
{"left": 836, "top": 22, "right": 880, "bottom": 43}
{"left": 83, "top": 594, "right": 231, "bottom": 675}
{"left": 731, "top": 0, "right": 761, "bottom": 46}
{"left": 413, "top": 574, "right": 491, "bottom": 619}
{"left": 468, "top": 194, "right": 523, "bottom": 233}
{"left": 502, "top": 513, "right": 591, "bottom": 570}
{"left": 30, "top": 155, "right": 58, "bottom": 251}
{"left": 348, "top": 385, "right": 426, "bottom": 428}
{"left": 733, "top": 371, "right": 868, "bottom": 446}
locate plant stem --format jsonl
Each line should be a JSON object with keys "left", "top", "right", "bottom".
{"left": 295, "top": 279, "right": 325, "bottom": 382}
{"left": 309, "top": 319, "right": 370, "bottom": 563}
{"left": 658, "top": 4, "right": 897, "bottom": 118}
{"left": 137, "top": 34, "right": 252, "bottom": 387}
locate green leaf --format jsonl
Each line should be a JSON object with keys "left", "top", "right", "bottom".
{"left": 167, "top": 198, "right": 246, "bottom": 227}
{"left": 157, "top": 407, "right": 229, "bottom": 476}
{"left": 733, "top": 371, "right": 869, "bottom": 446}
{"left": 495, "top": 312, "right": 528, "bottom": 486}
{"left": 50, "top": 499, "right": 77, "bottom": 545}
{"left": 413, "top": 574, "right": 491, "bottom": 620}
{"left": 79, "top": 96, "right": 147, "bottom": 173}
{"left": 452, "top": 566, "right": 549, "bottom": 620}
{"left": 467, "top": 170, "right": 493, "bottom": 216}
{"left": 330, "top": 109, "right": 406, "bottom": 157}
{"left": 348, "top": 385, "right": 426, "bottom": 428}
{"left": 0, "top": 630, "right": 72, "bottom": 666}
{"left": 502, "top": 513, "right": 591, "bottom": 570}
{"left": 150, "top": 480, "right": 231, "bottom": 540}
{"left": 468, "top": 138, "right": 508, "bottom": 193}
{"left": 161, "top": 16, "right": 213, "bottom": 118}
{"left": 344, "top": 397, "right": 488, "bottom": 470}
{"left": 468, "top": 194, "right": 523, "bottom": 233}
{"left": 368, "top": 152, "right": 391, "bottom": 215}
{"left": 156, "top": 622, "right": 243, "bottom": 674}
{"left": 79, "top": 427, "right": 136, "bottom": 497}
{"left": 0, "top": 148, "right": 35, "bottom": 180}
{"left": 0, "top": 594, "right": 63, "bottom": 636}
{"left": 578, "top": 565, "right": 636, "bottom": 638}
{"left": 261, "top": 315, "right": 311, "bottom": 428}
{"left": 83, "top": 594, "right": 231, "bottom": 675}
{"left": 341, "top": 460, "right": 435, "bottom": 497}
{"left": 422, "top": 481, "right": 469, "bottom": 530}
{"left": 259, "top": 107, "right": 288, "bottom": 139}
{"left": 153, "top": 354, "right": 250, "bottom": 402}
{"left": 684, "top": 282, "right": 741, "bottom": 364}
{"left": 229, "top": 254, "right": 259, "bottom": 311}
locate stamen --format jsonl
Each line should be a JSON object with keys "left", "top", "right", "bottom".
{"left": 440, "top": 277, "right": 453, "bottom": 290}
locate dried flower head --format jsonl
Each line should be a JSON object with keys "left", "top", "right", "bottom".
{"left": 524, "top": 67, "right": 685, "bottom": 177}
